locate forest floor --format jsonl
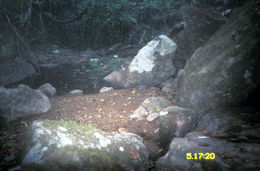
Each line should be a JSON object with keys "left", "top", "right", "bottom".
{"left": 0, "top": 88, "right": 172, "bottom": 170}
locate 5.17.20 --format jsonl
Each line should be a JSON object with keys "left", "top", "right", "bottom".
{"left": 186, "top": 153, "right": 215, "bottom": 160}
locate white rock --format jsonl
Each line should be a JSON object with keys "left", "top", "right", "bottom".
{"left": 69, "top": 89, "right": 83, "bottom": 94}
{"left": 129, "top": 35, "right": 177, "bottom": 73}
{"left": 99, "top": 87, "right": 114, "bottom": 93}
{"left": 38, "top": 83, "right": 56, "bottom": 97}
{"left": 147, "top": 113, "right": 160, "bottom": 122}
{"left": 130, "top": 106, "right": 148, "bottom": 120}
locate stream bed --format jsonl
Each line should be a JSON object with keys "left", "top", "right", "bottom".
{"left": 8, "top": 63, "right": 111, "bottom": 95}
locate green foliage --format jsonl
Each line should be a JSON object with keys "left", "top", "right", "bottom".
{"left": 24, "top": 121, "right": 29, "bottom": 128}
{"left": 41, "top": 119, "right": 103, "bottom": 135}
{"left": 1, "top": 0, "right": 192, "bottom": 48}
{"left": 86, "top": 59, "right": 104, "bottom": 72}
{"left": 35, "top": 0, "right": 193, "bottom": 47}
{"left": 109, "top": 58, "right": 121, "bottom": 71}
{"left": 6, "top": 140, "right": 15, "bottom": 148}
{"left": 88, "top": 59, "right": 99, "bottom": 69}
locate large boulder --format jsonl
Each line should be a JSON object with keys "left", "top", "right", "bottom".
{"left": 16, "top": 120, "right": 149, "bottom": 171}
{"left": 38, "top": 83, "right": 56, "bottom": 97}
{"left": 159, "top": 106, "right": 197, "bottom": 147}
{"left": 167, "top": 5, "right": 226, "bottom": 72}
{"left": 175, "top": 1, "right": 260, "bottom": 111}
{"left": 104, "top": 35, "right": 177, "bottom": 88}
{"left": 0, "top": 84, "right": 50, "bottom": 121}
{"left": 156, "top": 131, "right": 260, "bottom": 171}
{"left": 0, "top": 23, "right": 35, "bottom": 85}
{"left": 0, "top": 58, "right": 36, "bottom": 86}
{"left": 196, "top": 109, "right": 260, "bottom": 141}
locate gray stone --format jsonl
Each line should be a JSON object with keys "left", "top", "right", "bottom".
{"left": 168, "top": 5, "right": 226, "bottom": 73}
{"left": 147, "top": 113, "right": 160, "bottom": 122}
{"left": 137, "top": 85, "right": 148, "bottom": 91}
{"left": 38, "top": 83, "right": 56, "bottom": 97}
{"left": 0, "top": 58, "right": 36, "bottom": 86}
{"left": 40, "top": 63, "right": 59, "bottom": 69}
{"left": 99, "top": 87, "right": 114, "bottom": 93}
{"left": 130, "top": 105, "right": 149, "bottom": 120}
{"left": 104, "top": 70, "right": 126, "bottom": 88}
{"left": 130, "top": 97, "right": 171, "bottom": 120}
{"left": 142, "top": 97, "right": 172, "bottom": 113}
{"left": 175, "top": 2, "right": 260, "bottom": 112}
{"left": 69, "top": 89, "right": 83, "bottom": 94}
{"left": 156, "top": 132, "right": 260, "bottom": 171}
{"left": 19, "top": 120, "right": 149, "bottom": 171}
{"left": 159, "top": 77, "right": 175, "bottom": 88}
{"left": 161, "top": 86, "right": 174, "bottom": 94}
{"left": 0, "top": 84, "right": 50, "bottom": 121}
{"left": 159, "top": 106, "right": 197, "bottom": 147}
{"left": 196, "top": 109, "right": 260, "bottom": 141}
{"left": 104, "top": 35, "right": 177, "bottom": 88}
{"left": 149, "top": 87, "right": 160, "bottom": 91}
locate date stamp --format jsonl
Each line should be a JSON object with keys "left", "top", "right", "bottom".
{"left": 186, "top": 153, "right": 215, "bottom": 160}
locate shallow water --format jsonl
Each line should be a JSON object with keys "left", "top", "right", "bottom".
{"left": 8, "top": 64, "right": 111, "bottom": 95}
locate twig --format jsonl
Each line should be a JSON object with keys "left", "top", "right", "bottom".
{"left": 40, "top": 7, "right": 88, "bottom": 24}
{"left": 5, "top": 12, "right": 40, "bottom": 74}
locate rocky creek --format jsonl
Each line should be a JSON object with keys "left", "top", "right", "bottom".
{"left": 7, "top": 63, "right": 111, "bottom": 95}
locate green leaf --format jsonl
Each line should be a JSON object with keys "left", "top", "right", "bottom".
{"left": 7, "top": 140, "right": 15, "bottom": 148}
{"left": 155, "top": 106, "right": 160, "bottom": 112}
{"left": 24, "top": 122, "right": 29, "bottom": 128}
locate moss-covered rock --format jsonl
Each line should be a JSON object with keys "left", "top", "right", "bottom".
{"left": 17, "top": 119, "right": 149, "bottom": 171}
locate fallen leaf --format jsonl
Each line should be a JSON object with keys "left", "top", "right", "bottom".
{"left": 131, "top": 90, "right": 136, "bottom": 94}
{"left": 155, "top": 106, "right": 160, "bottom": 112}
{"left": 118, "top": 128, "right": 126, "bottom": 133}
{"left": 100, "top": 99, "right": 105, "bottom": 102}
{"left": 24, "top": 122, "right": 29, "bottom": 127}
{"left": 158, "top": 148, "right": 164, "bottom": 153}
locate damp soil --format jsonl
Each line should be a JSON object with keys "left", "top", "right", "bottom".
{"left": 0, "top": 88, "right": 171, "bottom": 170}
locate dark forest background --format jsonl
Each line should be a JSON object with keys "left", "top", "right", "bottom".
{"left": 0, "top": 0, "right": 247, "bottom": 52}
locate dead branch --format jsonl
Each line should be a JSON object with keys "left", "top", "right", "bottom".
{"left": 5, "top": 12, "right": 40, "bottom": 74}
{"left": 40, "top": 7, "right": 88, "bottom": 24}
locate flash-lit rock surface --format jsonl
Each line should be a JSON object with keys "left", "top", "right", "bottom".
{"left": 37, "top": 83, "right": 56, "bottom": 97}
{"left": 130, "top": 96, "right": 172, "bottom": 120}
{"left": 175, "top": 2, "right": 260, "bottom": 111}
{"left": 0, "top": 84, "right": 50, "bottom": 121}
{"left": 156, "top": 1, "right": 260, "bottom": 170}
{"left": 156, "top": 131, "right": 260, "bottom": 171}
{"left": 104, "top": 35, "right": 177, "bottom": 88}
{"left": 18, "top": 120, "right": 149, "bottom": 170}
